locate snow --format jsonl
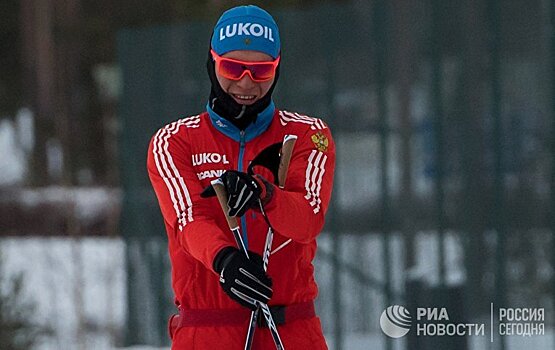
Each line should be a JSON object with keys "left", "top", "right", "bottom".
{"left": 15, "top": 107, "right": 35, "bottom": 152}
{"left": 0, "top": 118, "right": 27, "bottom": 185}
{"left": 9, "top": 186, "right": 121, "bottom": 224}
{"left": 0, "top": 108, "right": 35, "bottom": 185}
{"left": 0, "top": 237, "right": 126, "bottom": 350}
{"left": 46, "top": 138, "right": 64, "bottom": 182}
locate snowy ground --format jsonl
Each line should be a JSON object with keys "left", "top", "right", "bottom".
{"left": 0, "top": 237, "right": 126, "bottom": 350}
{"left": 1, "top": 236, "right": 553, "bottom": 350}
{"left": 0, "top": 110, "right": 32, "bottom": 186}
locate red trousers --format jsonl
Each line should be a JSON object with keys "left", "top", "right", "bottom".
{"left": 170, "top": 317, "right": 328, "bottom": 349}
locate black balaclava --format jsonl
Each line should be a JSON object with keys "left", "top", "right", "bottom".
{"left": 207, "top": 5, "right": 281, "bottom": 131}
{"left": 207, "top": 51, "right": 280, "bottom": 131}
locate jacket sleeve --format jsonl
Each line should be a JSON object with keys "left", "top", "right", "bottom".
{"left": 263, "top": 123, "right": 336, "bottom": 243}
{"left": 147, "top": 124, "right": 234, "bottom": 272}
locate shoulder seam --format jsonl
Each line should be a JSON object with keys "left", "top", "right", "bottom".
{"left": 278, "top": 110, "right": 327, "bottom": 130}
{"left": 178, "top": 114, "right": 201, "bottom": 128}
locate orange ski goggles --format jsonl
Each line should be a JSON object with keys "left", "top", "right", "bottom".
{"left": 211, "top": 49, "right": 280, "bottom": 82}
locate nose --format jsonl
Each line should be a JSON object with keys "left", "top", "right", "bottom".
{"left": 235, "top": 71, "right": 256, "bottom": 89}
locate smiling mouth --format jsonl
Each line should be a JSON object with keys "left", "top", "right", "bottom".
{"left": 231, "top": 94, "right": 257, "bottom": 104}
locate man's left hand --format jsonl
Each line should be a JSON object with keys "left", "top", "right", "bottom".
{"left": 201, "top": 170, "right": 273, "bottom": 217}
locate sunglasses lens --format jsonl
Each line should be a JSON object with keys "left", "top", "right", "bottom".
{"left": 217, "top": 58, "right": 276, "bottom": 82}
{"left": 248, "top": 64, "right": 275, "bottom": 81}
{"left": 219, "top": 59, "right": 247, "bottom": 80}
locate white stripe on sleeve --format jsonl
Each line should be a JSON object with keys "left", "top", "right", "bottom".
{"left": 304, "top": 150, "right": 328, "bottom": 214}
{"left": 153, "top": 119, "right": 195, "bottom": 230}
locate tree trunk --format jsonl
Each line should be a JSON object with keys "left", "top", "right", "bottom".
{"left": 21, "top": 0, "right": 56, "bottom": 186}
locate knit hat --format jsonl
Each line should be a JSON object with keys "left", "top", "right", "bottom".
{"left": 211, "top": 5, "right": 281, "bottom": 59}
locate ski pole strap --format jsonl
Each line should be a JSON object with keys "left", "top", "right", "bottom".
{"left": 170, "top": 301, "right": 315, "bottom": 329}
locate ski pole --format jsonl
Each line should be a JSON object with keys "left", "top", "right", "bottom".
{"left": 248, "top": 134, "right": 297, "bottom": 348}
{"left": 211, "top": 179, "right": 285, "bottom": 350}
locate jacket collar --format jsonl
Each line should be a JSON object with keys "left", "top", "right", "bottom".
{"left": 206, "top": 101, "right": 275, "bottom": 142}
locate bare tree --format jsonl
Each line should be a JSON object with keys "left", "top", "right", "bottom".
{"left": 21, "top": 0, "right": 56, "bottom": 186}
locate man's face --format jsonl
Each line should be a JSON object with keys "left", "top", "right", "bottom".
{"left": 215, "top": 50, "right": 276, "bottom": 106}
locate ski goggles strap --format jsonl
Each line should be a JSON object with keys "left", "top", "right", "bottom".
{"left": 211, "top": 49, "right": 280, "bottom": 82}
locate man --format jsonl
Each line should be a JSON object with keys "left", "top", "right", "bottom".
{"left": 147, "top": 5, "right": 335, "bottom": 349}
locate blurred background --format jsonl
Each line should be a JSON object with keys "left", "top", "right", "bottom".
{"left": 1, "top": 0, "right": 554, "bottom": 349}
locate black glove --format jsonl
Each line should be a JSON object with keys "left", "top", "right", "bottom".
{"left": 201, "top": 170, "right": 273, "bottom": 217}
{"left": 223, "top": 171, "right": 262, "bottom": 217}
{"left": 213, "top": 247, "right": 273, "bottom": 310}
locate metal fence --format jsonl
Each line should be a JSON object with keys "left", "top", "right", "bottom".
{"left": 117, "top": 1, "right": 555, "bottom": 349}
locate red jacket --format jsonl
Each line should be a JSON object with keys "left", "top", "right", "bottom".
{"left": 147, "top": 103, "right": 335, "bottom": 349}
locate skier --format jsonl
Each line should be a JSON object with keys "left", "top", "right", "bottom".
{"left": 147, "top": 5, "right": 335, "bottom": 349}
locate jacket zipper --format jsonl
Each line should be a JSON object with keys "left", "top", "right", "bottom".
{"left": 238, "top": 131, "right": 249, "bottom": 249}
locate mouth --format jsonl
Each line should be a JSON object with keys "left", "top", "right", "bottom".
{"left": 231, "top": 94, "right": 257, "bottom": 105}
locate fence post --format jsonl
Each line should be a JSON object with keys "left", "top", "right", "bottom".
{"left": 487, "top": 0, "right": 506, "bottom": 349}
{"left": 322, "top": 8, "right": 343, "bottom": 348}
{"left": 431, "top": 0, "right": 447, "bottom": 289}
{"left": 373, "top": 1, "right": 393, "bottom": 350}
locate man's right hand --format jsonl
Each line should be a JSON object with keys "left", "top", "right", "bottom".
{"left": 213, "top": 247, "right": 273, "bottom": 310}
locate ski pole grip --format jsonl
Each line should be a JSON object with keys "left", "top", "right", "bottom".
{"left": 278, "top": 135, "right": 297, "bottom": 188}
{"left": 210, "top": 179, "right": 239, "bottom": 230}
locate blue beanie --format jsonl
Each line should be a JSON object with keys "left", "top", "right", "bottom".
{"left": 211, "top": 5, "right": 280, "bottom": 59}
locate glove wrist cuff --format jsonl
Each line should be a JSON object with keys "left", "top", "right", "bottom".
{"left": 213, "top": 246, "right": 236, "bottom": 273}
{"left": 254, "top": 175, "right": 274, "bottom": 207}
